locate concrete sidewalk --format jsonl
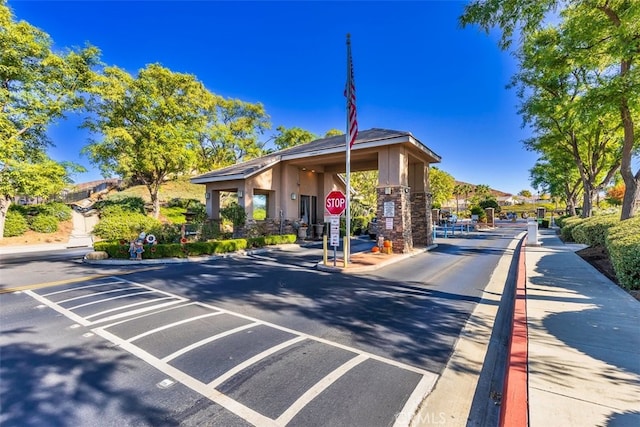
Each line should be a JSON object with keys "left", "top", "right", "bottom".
{"left": 524, "top": 228, "right": 640, "bottom": 426}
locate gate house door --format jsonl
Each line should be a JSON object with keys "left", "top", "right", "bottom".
{"left": 299, "top": 195, "right": 317, "bottom": 225}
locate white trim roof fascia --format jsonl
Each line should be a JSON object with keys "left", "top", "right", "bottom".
{"left": 191, "top": 157, "right": 281, "bottom": 184}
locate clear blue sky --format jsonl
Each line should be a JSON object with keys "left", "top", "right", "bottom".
{"left": 9, "top": 0, "right": 538, "bottom": 195}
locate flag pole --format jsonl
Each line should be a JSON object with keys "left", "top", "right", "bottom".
{"left": 345, "top": 34, "right": 352, "bottom": 264}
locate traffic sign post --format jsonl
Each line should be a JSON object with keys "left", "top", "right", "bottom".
{"left": 325, "top": 191, "right": 347, "bottom": 267}
{"left": 330, "top": 216, "right": 340, "bottom": 266}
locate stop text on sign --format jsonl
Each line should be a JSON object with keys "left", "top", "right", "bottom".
{"left": 325, "top": 191, "right": 347, "bottom": 215}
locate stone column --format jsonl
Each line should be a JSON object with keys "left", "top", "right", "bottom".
{"left": 377, "top": 186, "right": 412, "bottom": 253}
{"left": 411, "top": 192, "right": 433, "bottom": 247}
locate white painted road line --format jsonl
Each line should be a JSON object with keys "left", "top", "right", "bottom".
{"left": 40, "top": 280, "right": 125, "bottom": 297}
{"left": 207, "top": 336, "right": 307, "bottom": 389}
{"left": 26, "top": 275, "right": 440, "bottom": 427}
{"left": 96, "top": 301, "right": 200, "bottom": 330}
{"left": 392, "top": 372, "right": 439, "bottom": 427}
{"left": 55, "top": 286, "right": 141, "bottom": 304}
{"left": 127, "top": 311, "right": 224, "bottom": 343}
{"left": 202, "top": 301, "right": 432, "bottom": 376}
{"left": 25, "top": 289, "right": 90, "bottom": 326}
{"left": 84, "top": 296, "right": 178, "bottom": 320}
{"left": 89, "top": 300, "right": 186, "bottom": 325}
{"left": 161, "top": 322, "right": 261, "bottom": 363}
{"left": 275, "top": 353, "right": 369, "bottom": 425}
{"left": 95, "top": 327, "right": 279, "bottom": 427}
{"left": 66, "top": 290, "right": 155, "bottom": 310}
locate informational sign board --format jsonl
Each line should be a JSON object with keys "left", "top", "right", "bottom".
{"left": 383, "top": 201, "right": 395, "bottom": 218}
{"left": 385, "top": 217, "right": 393, "bottom": 230}
{"left": 330, "top": 216, "right": 340, "bottom": 247}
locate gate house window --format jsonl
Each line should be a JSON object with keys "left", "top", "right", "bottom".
{"left": 253, "top": 193, "right": 267, "bottom": 220}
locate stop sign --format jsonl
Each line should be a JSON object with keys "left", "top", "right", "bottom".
{"left": 325, "top": 190, "right": 347, "bottom": 215}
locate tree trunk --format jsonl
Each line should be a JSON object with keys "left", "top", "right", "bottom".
{"left": 0, "top": 196, "right": 11, "bottom": 240}
{"left": 619, "top": 96, "right": 638, "bottom": 220}
{"left": 581, "top": 184, "right": 595, "bottom": 218}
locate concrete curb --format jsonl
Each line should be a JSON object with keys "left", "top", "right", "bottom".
{"left": 499, "top": 238, "right": 529, "bottom": 426}
{"left": 315, "top": 245, "right": 437, "bottom": 274}
{"left": 82, "top": 247, "right": 275, "bottom": 266}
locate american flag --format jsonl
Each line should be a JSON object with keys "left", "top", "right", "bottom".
{"left": 345, "top": 35, "right": 358, "bottom": 149}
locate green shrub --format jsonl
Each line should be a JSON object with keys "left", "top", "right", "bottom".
{"left": 555, "top": 215, "right": 573, "bottom": 228}
{"left": 28, "top": 215, "right": 59, "bottom": 233}
{"left": 4, "top": 210, "right": 28, "bottom": 237}
{"left": 34, "top": 202, "right": 72, "bottom": 221}
{"left": 470, "top": 206, "right": 487, "bottom": 222}
{"left": 99, "top": 205, "right": 128, "bottom": 218}
{"left": 352, "top": 216, "right": 368, "bottom": 236}
{"left": 559, "top": 217, "right": 584, "bottom": 242}
{"left": 220, "top": 202, "right": 246, "bottom": 236}
{"left": 571, "top": 214, "right": 619, "bottom": 247}
{"left": 95, "top": 196, "right": 146, "bottom": 214}
{"left": 605, "top": 216, "right": 640, "bottom": 290}
{"left": 148, "top": 223, "right": 182, "bottom": 243}
{"left": 247, "top": 236, "right": 266, "bottom": 248}
{"left": 93, "top": 212, "right": 161, "bottom": 241}
{"left": 93, "top": 234, "right": 296, "bottom": 260}
{"left": 160, "top": 205, "right": 189, "bottom": 224}
{"left": 200, "top": 221, "right": 223, "bottom": 241}
{"left": 479, "top": 199, "right": 501, "bottom": 212}
{"left": 264, "top": 234, "right": 296, "bottom": 245}
{"left": 8, "top": 204, "right": 29, "bottom": 216}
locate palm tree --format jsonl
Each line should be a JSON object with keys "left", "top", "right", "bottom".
{"left": 453, "top": 184, "right": 465, "bottom": 214}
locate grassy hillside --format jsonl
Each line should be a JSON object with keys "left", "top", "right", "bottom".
{"left": 109, "top": 177, "right": 205, "bottom": 204}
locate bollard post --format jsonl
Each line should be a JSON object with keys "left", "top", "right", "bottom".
{"left": 343, "top": 236, "right": 348, "bottom": 268}
{"left": 527, "top": 219, "right": 539, "bottom": 246}
{"left": 323, "top": 234, "right": 328, "bottom": 265}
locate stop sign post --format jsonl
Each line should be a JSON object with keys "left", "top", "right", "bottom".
{"left": 325, "top": 191, "right": 346, "bottom": 215}
{"left": 325, "top": 191, "right": 346, "bottom": 262}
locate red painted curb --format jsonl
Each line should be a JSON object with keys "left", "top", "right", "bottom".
{"left": 499, "top": 239, "right": 529, "bottom": 426}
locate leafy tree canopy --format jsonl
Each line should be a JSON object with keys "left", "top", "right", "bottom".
{"left": 0, "top": 1, "right": 96, "bottom": 238}
{"left": 272, "top": 126, "right": 317, "bottom": 151}
{"left": 429, "top": 167, "right": 455, "bottom": 207}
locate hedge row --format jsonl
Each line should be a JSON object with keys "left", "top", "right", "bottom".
{"left": 558, "top": 214, "right": 640, "bottom": 290}
{"left": 605, "top": 216, "right": 640, "bottom": 291}
{"left": 93, "top": 234, "right": 297, "bottom": 259}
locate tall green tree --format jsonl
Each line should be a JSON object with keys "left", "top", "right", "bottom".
{"left": 324, "top": 128, "right": 343, "bottom": 138}
{"left": 429, "top": 167, "right": 455, "bottom": 207}
{"left": 272, "top": 126, "right": 317, "bottom": 151}
{"left": 530, "top": 153, "right": 583, "bottom": 215}
{"left": 83, "top": 64, "right": 210, "bottom": 218}
{"left": 195, "top": 95, "right": 270, "bottom": 172}
{"left": 350, "top": 170, "right": 378, "bottom": 218}
{"left": 461, "top": 0, "right": 639, "bottom": 219}
{"left": 515, "top": 27, "right": 623, "bottom": 217}
{"left": 0, "top": 1, "right": 98, "bottom": 238}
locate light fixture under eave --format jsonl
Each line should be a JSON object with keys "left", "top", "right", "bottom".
{"left": 291, "top": 193, "right": 297, "bottom": 200}
{"left": 237, "top": 190, "right": 243, "bottom": 198}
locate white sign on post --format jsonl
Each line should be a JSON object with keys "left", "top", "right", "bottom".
{"left": 383, "top": 201, "right": 395, "bottom": 218}
{"left": 330, "top": 216, "right": 340, "bottom": 247}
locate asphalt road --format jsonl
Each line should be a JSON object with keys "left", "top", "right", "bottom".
{"left": 1, "top": 224, "right": 525, "bottom": 426}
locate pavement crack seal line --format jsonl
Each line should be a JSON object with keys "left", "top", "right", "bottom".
{"left": 412, "top": 231, "right": 526, "bottom": 426}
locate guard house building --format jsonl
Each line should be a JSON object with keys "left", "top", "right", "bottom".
{"left": 191, "top": 128, "right": 441, "bottom": 253}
